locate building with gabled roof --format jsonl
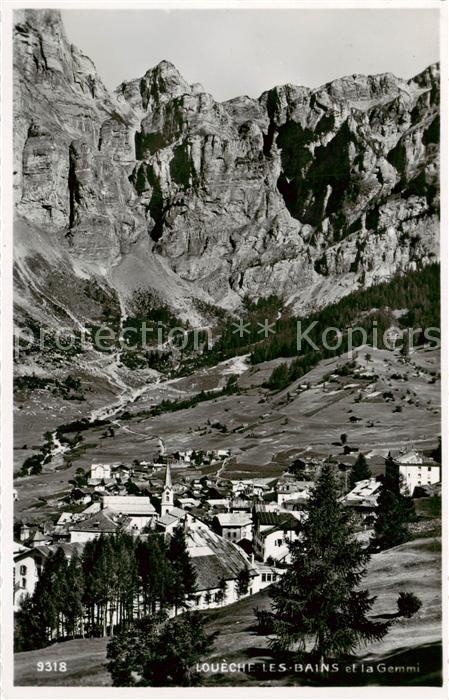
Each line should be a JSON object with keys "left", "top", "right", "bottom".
{"left": 89, "top": 463, "right": 112, "bottom": 482}
{"left": 276, "top": 479, "right": 312, "bottom": 505}
{"left": 185, "top": 525, "right": 259, "bottom": 609}
{"left": 341, "top": 478, "right": 381, "bottom": 509}
{"left": 101, "top": 495, "right": 156, "bottom": 531}
{"left": 155, "top": 512, "right": 182, "bottom": 537}
{"left": 14, "top": 542, "right": 85, "bottom": 611}
{"left": 69, "top": 510, "right": 122, "bottom": 543}
{"left": 253, "top": 510, "right": 302, "bottom": 564}
{"left": 212, "top": 512, "right": 252, "bottom": 542}
{"left": 391, "top": 449, "right": 441, "bottom": 495}
{"left": 156, "top": 505, "right": 192, "bottom": 537}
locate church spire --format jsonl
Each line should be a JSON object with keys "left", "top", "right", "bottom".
{"left": 164, "top": 462, "right": 172, "bottom": 488}
{"left": 161, "top": 461, "right": 174, "bottom": 515}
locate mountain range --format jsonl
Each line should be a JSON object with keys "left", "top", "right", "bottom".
{"left": 14, "top": 9, "right": 439, "bottom": 357}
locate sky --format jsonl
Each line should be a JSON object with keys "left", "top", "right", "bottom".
{"left": 62, "top": 9, "right": 440, "bottom": 101}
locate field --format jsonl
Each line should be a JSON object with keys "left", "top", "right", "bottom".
{"left": 14, "top": 532, "right": 442, "bottom": 687}
{"left": 14, "top": 345, "right": 440, "bottom": 520}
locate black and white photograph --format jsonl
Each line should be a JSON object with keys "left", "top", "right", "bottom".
{"left": 1, "top": 0, "right": 446, "bottom": 693}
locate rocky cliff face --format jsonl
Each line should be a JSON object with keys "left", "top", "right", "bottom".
{"left": 14, "top": 9, "right": 439, "bottom": 321}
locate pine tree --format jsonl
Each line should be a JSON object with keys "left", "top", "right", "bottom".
{"left": 216, "top": 577, "right": 227, "bottom": 604}
{"left": 236, "top": 567, "right": 250, "bottom": 598}
{"left": 14, "top": 594, "right": 44, "bottom": 651}
{"left": 22, "top": 549, "right": 67, "bottom": 643}
{"left": 269, "top": 463, "right": 389, "bottom": 661}
{"left": 266, "top": 362, "right": 289, "bottom": 390}
{"left": 82, "top": 538, "right": 99, "bottom": 636}
{"left": 138, "top": 534, "right": 171, "bottom": 614}
{"left": 63, "top": 549, "right": 85, "bottom": 638}
{"left": 113, "top": 532, "right": 138, "bottom": 627}
{"left": 371, "top": 458, "right": 416, "bottom": 551}
{"left": 349, "top": 453, "right": 372, "bottom": 489}
{"left": 167, "top": 526, "right": 197, "bottom": 613}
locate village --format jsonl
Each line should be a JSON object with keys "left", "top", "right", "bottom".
{"left": 14, "top": 441, "right": 441, "bottom": 621}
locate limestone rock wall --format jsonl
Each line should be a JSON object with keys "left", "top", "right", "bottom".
{"left": 14, "top": 9, "right": 439, "bottom": 316}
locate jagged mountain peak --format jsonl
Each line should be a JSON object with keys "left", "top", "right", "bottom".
{"left": 15, "top": 8, "right": 65, "bottom": 32}
{"left": 408, "top": 62, "right": 440, "bottom": 89}
{"left": 116, "top": 59, "right": 193, "bottom": 114}
{"left": 13, "top": 8, "right": 440, "bottom": 328}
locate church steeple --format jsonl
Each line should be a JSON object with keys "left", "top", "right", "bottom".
{"left": 161, "top": 462, "right": 173, "bottom": 515}
{"left": 164, "top": 462, "right": 172, "bottom": 489}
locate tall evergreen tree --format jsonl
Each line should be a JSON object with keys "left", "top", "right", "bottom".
{"left": 269, "top": 464, "right": 389, "bottom": 661}
{"left": 18, "top": 548, "right": 69, "bottom": 645}
{"left": 63, "top": 549, "right": 85, "bottom": 638}
{"left": 349, "top": 453, "right": 372, "bottom": 489}
{"left": 14, "top": 594, "right": 44, "bottom": 651}
{"left": 137, "top": 534, "right": 171, "bottom": 614}
{"left": 371, "top": 457, "right": 416, "bottom": 551}
{"left": 167, "top": 526, "right": 197, "bottom": 612}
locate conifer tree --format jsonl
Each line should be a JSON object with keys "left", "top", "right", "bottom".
{"left": 349, "top": 453, "right": 372, "bottom": 489}
{"left": 63, "top": 549, "right": 85, "bottom": 638}
{"left": 137, "top": 534, "right": 171, "bottom": 614}
{"left": 20, "top": 548, "right": 68, "bottom": 643}
{"left": 236, "top": 567, "right": 250, "bottom": 598}
{"left": 269, "top": 463, "right": 389, "bottom": 661}
{"left": 371, "top": 457, "right": 416, "bottom": 551}
{"left": 167, "top": 526, "right": 197, "bottom": 613}
{"left": 216, "top": 576, "right": 227, "bottom": 604}
{"left": 14, "top": 594, "right": 43, "bottom": 651}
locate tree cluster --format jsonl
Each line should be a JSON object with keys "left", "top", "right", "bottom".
{"left": 106, "top": 611, "right": 216, "bottom": 686}
{"left": 257, "top": 263, "right": 439, "bottom": 388}
{"left": 14, "top": 527, "right": 196, "bottom": 652}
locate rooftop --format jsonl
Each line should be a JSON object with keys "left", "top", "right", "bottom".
{"left": 157, "top": 513, "right": 180, "bottom": 527}
{"left": 215, "top": 512, "right": 252, "bottom": 527}
{"left": 186, "top": 527, "right": 256, "bottom": 591}
{"left": 256, "top": 511, "right": 301, "bottom": 530}
{"left": 102, "top": 495, "right": 156, "bottom": 515}
{"left": 14, "top": 542, "right": 85, "bottom": 562}
{"left": 393, "top": 449, "right": 440, "bottom": 467}
{"left": 342, "top": 478, "right": 381, "bottom": 504}
{"left": 70, "top": 510, "right": 120, "bottom": 533}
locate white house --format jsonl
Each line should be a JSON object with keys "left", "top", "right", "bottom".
{"left": 185, "top": 525, "right": 258, "bottom": 609}
{"left": 393, "top": 449, "right": 441, "bottom": 495}
{"left": 276, "top": 480, "right": 311, "bottom": 506}
{"left": 212, "top": 512, "right": 252, "bottom": 542}
{"left": 89, "top": 463, "right": 112, "bottom": 481}
{"left": 342, "top": 478, "right": 381, "bottom": 507}
{"left": 206, "top": 498, "right": 230, "bottom": 509}
{"left": 177, "top": 497, "right": 201, "bottom": 509}
{"left": 230, "top": 478, "right": 275, "bottom": 497}
{"left": 253, "top": 562, "right": 283, "bottom": 590}
{"left": 69, "top": 510, "right": 120, "bottom": 543}
{"left": 111, "top": 465, "right": 131, "bottom": 482}
{"left": 253, "top": 511, "right": 302, "bottom": 563}
{"left": 14, "top": 543, "right": 84, "bottom": 611}
{"left": 101, "top": 495, "right": 156, "bottom": 531}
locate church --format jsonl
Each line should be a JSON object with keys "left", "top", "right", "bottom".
{"left": 156, "top": 463, "right": 191, "bottom": 536}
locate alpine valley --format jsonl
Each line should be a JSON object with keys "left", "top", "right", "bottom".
{"left": 13, "top": 9, "right": 440, "bottom": 503}
{"left": 11, "top": 8, "right": 442, "bottom": 688}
